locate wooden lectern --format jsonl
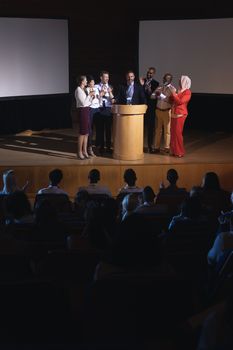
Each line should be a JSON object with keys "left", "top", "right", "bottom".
{"left": 112, "top": 104, "right": 147, "bottom": 160}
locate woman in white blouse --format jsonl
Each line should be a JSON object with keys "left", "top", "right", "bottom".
{"left": 75, "top": 75, "right": 95, "bottom": 159}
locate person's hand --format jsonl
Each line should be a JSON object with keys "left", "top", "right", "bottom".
{"left": 139, "top": 77, "right": 145, "bottom": 85}
{"left": 155, "top": 90, "right": 161, "bottom": 96}
{"left": 22, "top": 180, "right": 30, "bottom": 192}
{"left": 169, "top": 85, "right": 176, "bottom": 93}
{"left": 159, "top": 182, "right": 165, "bottom": 189}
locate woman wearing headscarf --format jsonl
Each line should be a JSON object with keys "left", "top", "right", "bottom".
{"left": 169, "top": 75, "right": 191, "bottom": 157}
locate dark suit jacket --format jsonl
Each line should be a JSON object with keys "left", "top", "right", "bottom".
{"left": 143, "top": 78, "right": 159, "bottom": 105}
{"left": 116, "top": 82, "right": 147, "bottom": 105}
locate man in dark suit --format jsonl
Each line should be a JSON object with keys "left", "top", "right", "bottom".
{"left": 116, "top": 70, "right": 146, "bottom": 105}
{"left": 140, "top": 67, "right": 159, "bottom": 153}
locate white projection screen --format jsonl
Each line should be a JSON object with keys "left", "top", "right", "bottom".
{"left": 139, "top": 18, "right": 233, "bottom": 94}
{"left": 0, "top": 17, "right": 69, "bottom": 98}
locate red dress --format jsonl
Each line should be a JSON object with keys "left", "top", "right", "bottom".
{"left": 170, "top": 89, "right": 191, "bottom": 157}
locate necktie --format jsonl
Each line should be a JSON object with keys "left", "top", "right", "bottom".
{"left": 127, "top": 84, "right": 133, "bottom": 98}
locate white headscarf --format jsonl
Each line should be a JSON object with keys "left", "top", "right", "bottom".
{"left": 180, "top": 75, "right": 191, "bottom": 91}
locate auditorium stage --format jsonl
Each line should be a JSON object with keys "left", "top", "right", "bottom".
{"left": 0, "top": 128, "right": 232, "bottom": 198}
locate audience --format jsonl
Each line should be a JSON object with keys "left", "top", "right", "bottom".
{"left": 33, "top": 199, "right": 67, "bottom": 243}
{"left": 37, "top": 168, "right": 67, "bottom": 195}
{"left": 0, "top": 169, "right": 29, "bottom": 194}
{"left": 0, "top": 165, "right": 232, "bottom": 348}
{"left": 121, "top": 192, "right": 141, "bottom": 221}
{"left": 5, "top": 190, "right": 34, "bottom": 224}
{"left": 158, "top": 168, "right": 187, "bottom": 195}
{"left": 94, "top": 213, "right": 174, "bottom": 280}
{"left": 168, "top": 196, "right": 208, "bottom": 232}
{"left": 201, "top": 171, "right": 231, "bottom": 215}
{"left": 135, "top": 185, "right": 167, "bottom": 215}
{"left": 78, "top": 168, "right": 112, "bottom": 197}
{"left": 74, "top": 189, "right": 90, "bottom": 220}
{"left": 118, "top": 168, "right": 143, "bottom": 194}
{"left": 207, "top": 212, "right": 233, "bottom": 269}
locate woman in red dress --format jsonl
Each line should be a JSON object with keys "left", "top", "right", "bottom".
{"left": 170, "top": 75, "right": 191, "bottom": 157}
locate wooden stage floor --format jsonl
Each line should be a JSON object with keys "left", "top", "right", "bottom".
{"left": 0, "top": 128, "right": 232, "bottom": 198}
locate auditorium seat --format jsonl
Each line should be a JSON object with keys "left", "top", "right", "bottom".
{"left": 34, "top": 193, "right": 72, "bottom": 213}
{"left": 0, "top": 194, "right": 8, "bottom": 225}
{"left": 84, "top": 272, "right": 195, "bottom": 342}
{"left": 156, "top": 192, "right": 188, "bottom": 216}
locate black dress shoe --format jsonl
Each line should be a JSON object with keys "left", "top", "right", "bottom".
{"left": 148, "top": 147, "right": 154, "bottom": 154}
{"left": 161, "top": 148, "right": 170, "bottom": 154}
{"left": 106, "top": 147, "right": 113, "bottom": 154}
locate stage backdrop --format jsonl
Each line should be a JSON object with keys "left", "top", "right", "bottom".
{"left": 0, "top": 17, "right": 71, "bottom": 134}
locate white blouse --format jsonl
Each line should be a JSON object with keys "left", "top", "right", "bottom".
{"left": 75, "top": 86, "right": 92, "bottom": 108}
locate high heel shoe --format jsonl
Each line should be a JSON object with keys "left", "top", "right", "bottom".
{"left": 88, "top": 147, "right": 96, "bottom": 157}
{"left": 77, "top": 153, "right": 85, "bottom": 160}
{"left": 83, "top": 153, "right": 90, "bottom": 159}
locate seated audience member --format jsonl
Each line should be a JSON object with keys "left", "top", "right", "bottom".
{"left": 37, "top": 168, "right": 67, "bottom": 195}
{"left": 118, "top": 168, "right": 143, "bottom": 194}
{"left": 5, "top": 190, "right": 34, "bottom": 225}
{"left": 168, "top": 196, "right": 208, "bottom": 232}
{"left": 82, "top": 197, "right": 118, "bottom": 250}
{"left": 94, "top": 213, "right": 174, "bottom": 280}
{"left": 33, "top": 199, "right": 67, "bottom": 243}
{"left": 0, "top": 169, "right": 29, "bottom": 194}
{"left": 217, "top": 192, "right": 233, "bottom": 233}
{"left": 189, "top": 185, "right": 203, "bottom": 198}
{"left": 158, "top": 168, "right": 187, "bottom": 195}
{"left": 135, "top": 186, "right": 155, "bottom": 208}
{"left": 74, "top": 189, "right": 90, "bottom": 221}
{"left": 207, "top": 212, "right": 233, "bottom": 269}
{"left": 78, "top": 168, "right": 112, "bottom": 197}
{"left": 121, "top": 193, "right": 141, "bottom": 221}
{"left": 135, "top": 186, "right": 167, "bottom": 214}
{"left": 197, "top": 290, "right": 233, "bottom": 350}
{"left": 156, "top": 169, "right": 188, "bottom": 215}
{"left": 200, "top": 172, "right": 231, "bottom": 215}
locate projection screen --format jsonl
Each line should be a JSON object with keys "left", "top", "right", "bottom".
{"left": 0, "top": 17, "right": 69, "bottom": 98}
{"left": 139, "top": 18, "right": 233, "bottom": 94}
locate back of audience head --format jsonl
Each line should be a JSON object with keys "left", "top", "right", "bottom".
{"left": 6, "top": 190, "right": 31, "bottom": 220}
{"left": 142, "top": 186, "right": 156, "bottom": 204}
{"left": 74, "top": 189, "right": 90, "bottom": 220}
{"left": 167, "top": 168, "right": 178, "bottom": 185}
{"left": 88, "top": 169, "right": 100, "bottom": 184}
{"left": 189, "top": 186, "right": 204, "bottom": 200}
{"left": 181, "top": 196, "right": 202, "bottom": 219}
{"left": 2, "top": 169, "right": 17, "bottom": 194}
{"left": 201, "top": 172, "right": 221, "bottom": 191}
{"left": 122, "top": 193, "right": 140, "bottom": 220}
{"left": 75, "top": 189, "right": 90, "bottom": 205}
{"left": 124, "top": 168, "right": 137, "bottom": 186}
{"left": 49, "top": 168, "right": 63, "bottom": 186}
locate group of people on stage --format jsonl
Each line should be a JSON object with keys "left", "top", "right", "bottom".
{"left": 75, "top": 68, "right": 192, "bottom": 160}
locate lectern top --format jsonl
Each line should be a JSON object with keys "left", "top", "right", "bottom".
{"left": 111, "top": 104, "right": 147, "bottom": 115}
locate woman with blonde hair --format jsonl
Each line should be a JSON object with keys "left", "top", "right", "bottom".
{"left": 169, "top": 75, "right": 192, "bottom": 157}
